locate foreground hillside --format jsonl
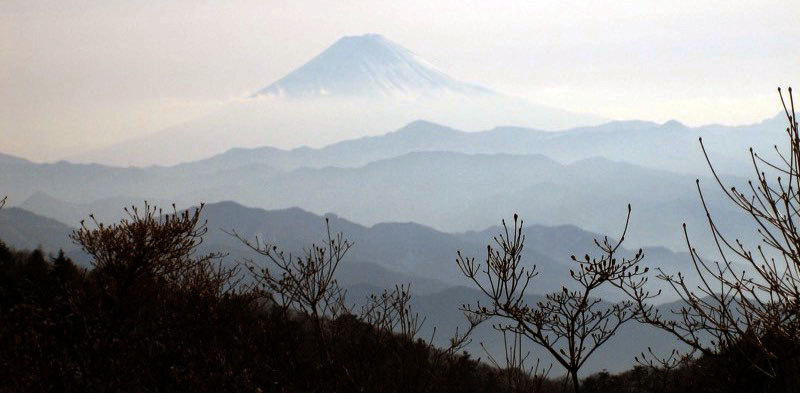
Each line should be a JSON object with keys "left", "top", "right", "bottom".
{"left": 0, "top": 207, "right": 786, "bottom": 393}
{"left": 0, "top": 200, "right": 755, "bottom": 375}
{"left": 0, "top": 242, "right": 509, "bottom": 393}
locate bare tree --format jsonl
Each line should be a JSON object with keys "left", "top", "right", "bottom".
{"left": 234, "top": 218, "right": 486, "bottom": 392}
{"left": 457, "top": 208, "right": 646, "bottom": 393}
{"left": 360, "top": 284, "right": 427, "bottom": 340}
{"left": 617, "top": 87, "right": 800, "bottom": 386}
{"left": 232, "top": 217, "right": 360, "bottom": 389}
{"left": 480, "top": 329, "right": 553, "bottom": 393}
{"left": 234, "top": 218, "right": 352, "bottom": 322}
{"left": 71, "top": 202, "right": 233, "bottom": 296}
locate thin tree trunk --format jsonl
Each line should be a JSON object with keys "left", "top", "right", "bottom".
{"left": 571, "top": 370, "right": 580, "bottom": 393}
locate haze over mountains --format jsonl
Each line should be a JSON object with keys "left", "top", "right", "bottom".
{"left": 1, "top": 116, "right": 773, "bottom": 376}
{"left": 5, "top": 34, "right": 780, "bottom": 259}
{"left": 0, "top": 31, "right": 782, "bottom": 379}
{"left": 158, "top": 114, "right": 784, "bottom": 177}
{"left": 2, "top": 114, "right": 775, "bottom": 255}
{"left": 71, "top": 34, "right": 604, "bottom": 166}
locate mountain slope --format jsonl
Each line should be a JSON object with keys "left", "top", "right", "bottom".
{"left": 0, "top": 207, "right": 75, "bottom": 252}
{"left": 0, "top": 152, "right": 30, "bottom": 166}
{"left": 19, "top": 192, "right": 187, "bottom": 227}
{"left": 255, "top": 34, "right": 490, "bottom": 98}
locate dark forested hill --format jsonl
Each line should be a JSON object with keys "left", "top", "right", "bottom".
{"left": 0, "top": 200, "right": 721, "bottom": 375}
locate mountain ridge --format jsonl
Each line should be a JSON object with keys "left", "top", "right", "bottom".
{"left": 162, "top": 114, "right": 783, "bottom": 176}
{"left": 2, "top": 141, "right": 756, "bottom": 254}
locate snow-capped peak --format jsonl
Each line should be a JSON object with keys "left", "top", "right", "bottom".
{"left": 255, "top": 34, "right": 492, "bottom": 99}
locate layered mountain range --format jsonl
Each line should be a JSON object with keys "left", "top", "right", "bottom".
{"left": 1, "top": 115, "right": 777, "bottom": 255}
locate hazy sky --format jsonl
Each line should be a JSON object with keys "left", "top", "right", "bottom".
{"left": 1, "top": 0, "right": 798, "bottom": 161}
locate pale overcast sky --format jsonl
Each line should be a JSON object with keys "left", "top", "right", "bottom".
{"left": 1, "top": 0, "right": 798, "bottom": 161}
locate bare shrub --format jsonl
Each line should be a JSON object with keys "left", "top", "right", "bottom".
{"left": 457, "top": 208, "right": 647, "bottom": 393}
{"left": 618, "top": 88, "right": 800, "bottom": 390}
{"left": 71, "top": 202, "right": 233, "bottom": 296}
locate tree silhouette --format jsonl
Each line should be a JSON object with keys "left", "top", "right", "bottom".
{"left": 234, "top": 218, "right": 487, "bottom": 392}
{"left": 617, "top": 87, "right": 800, "bottom": 390}
{"left": 457, "top": 208, "right": 646, "bottom": 393}
{"left": 71, "top": 202, "right": 233, "bottom": 297}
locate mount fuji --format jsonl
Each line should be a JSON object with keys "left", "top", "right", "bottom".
{"left": 255, "top": 34, "right": 491, "bottom": 99}
{"left": 74, "top": 34, "right": 604, "bottom": 166}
